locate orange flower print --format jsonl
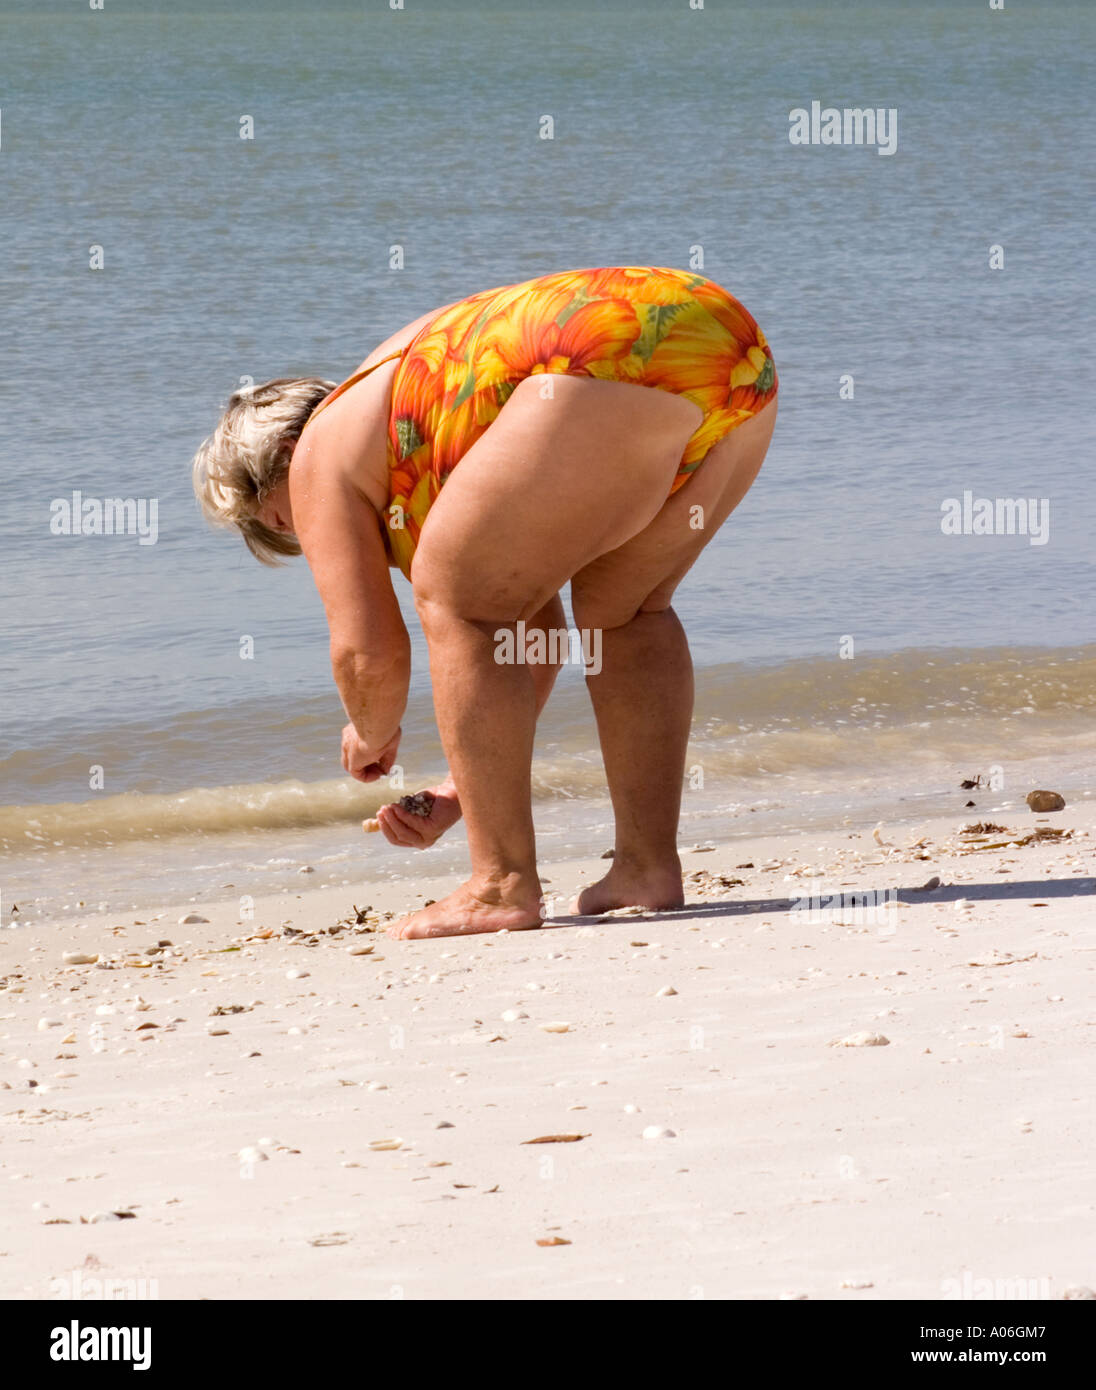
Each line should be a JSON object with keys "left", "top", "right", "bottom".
{"left": 380, "top": 266, "right": 776, "bottom": 578}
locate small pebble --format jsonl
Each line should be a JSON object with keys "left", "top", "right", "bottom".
{"left": 238, "top": 1146, "right": 268, "bottom": 1164}
{"left": 501, "top": 1009, "right": 528, "bottom": 1022}
{"left": 286, "top": 969, "right": 310, "bottom": 980}
{"left": 642, "top": 1125, "right": 676, "bottom": 1140}
{"left": 539, "top": 1022, "right": 571, "bottom": 1033}
{"left": 178, "top": 913, "right": 209, "bottom": 924}
{"left": 832, "top": 1032, "right": 891, "bottom": 1048}
{"left": 62, "top": 952, "right": 99, "bottom": 966}
{"left": 655, "top": 985, "right": 678, "bottom": 998}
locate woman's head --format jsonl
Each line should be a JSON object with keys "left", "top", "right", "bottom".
{"left": 191, "top": 376, "right": 335, "bottom": 564}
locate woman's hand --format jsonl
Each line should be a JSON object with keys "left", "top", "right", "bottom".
{"left": 375, "top": 783, "right": 462, "bottom": 849}
{"left": 341, "top": 723, "right": 401, "bottom": 783}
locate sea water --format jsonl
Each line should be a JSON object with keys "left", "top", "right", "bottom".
{"left": 2, "top": 0, "right": 1094, "bottom": 918}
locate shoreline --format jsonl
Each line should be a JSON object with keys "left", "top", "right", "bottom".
{"left": 2, "top": 802, "right": 1094, "bottom": 1299}
{"left": 5, "top": 738, "right": 1095, "bottom": 926}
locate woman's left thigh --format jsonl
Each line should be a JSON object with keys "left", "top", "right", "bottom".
{"left": 570, "top": 393, "right": 777, "bottom": 631}
{"left": 410, "top": 374, "right": 702, "bottom": 624}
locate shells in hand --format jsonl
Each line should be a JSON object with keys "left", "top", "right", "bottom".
{"left": 363, "top": 789, "right": 437, "bottom": 834}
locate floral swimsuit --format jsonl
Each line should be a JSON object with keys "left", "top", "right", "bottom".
{"left": 307, "top": 265, "right": 778, "bottom": 579}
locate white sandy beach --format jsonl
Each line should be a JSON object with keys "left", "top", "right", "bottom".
{"left": 2, "top": 802, "right": 1094, "bottom": 1302}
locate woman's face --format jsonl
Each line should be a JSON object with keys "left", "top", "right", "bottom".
{"left": 254, "top": 475, "right": 294, "bottom": 535}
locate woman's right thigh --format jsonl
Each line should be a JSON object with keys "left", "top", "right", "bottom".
{"left": 410, "top": 374, "right": 703, "bottom": 625}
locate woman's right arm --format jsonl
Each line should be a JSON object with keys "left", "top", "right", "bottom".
{"left": 289, "top": 430, "right": 411, "bottom": 763}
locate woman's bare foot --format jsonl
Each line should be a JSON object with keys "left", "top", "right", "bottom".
{"left": 386, "top": 874, "right": 543, "bottom": 940}
{"left": 574, "top": 856, "right": 684, "bottom": 916}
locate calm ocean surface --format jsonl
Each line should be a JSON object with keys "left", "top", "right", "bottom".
{"left": 2, "top": 1, "right": 1094, "bottom": 915}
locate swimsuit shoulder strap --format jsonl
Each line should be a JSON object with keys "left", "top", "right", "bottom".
{"left": 306, "top": 348, "right": 406, "bottom": 425}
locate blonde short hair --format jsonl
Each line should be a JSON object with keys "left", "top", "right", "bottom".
{"left": 191, "top": 376, "right": 336, "bottom": 565}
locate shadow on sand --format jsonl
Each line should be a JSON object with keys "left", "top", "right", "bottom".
{"left": 547, "top": 875, "right": 1095, "bottom": 928}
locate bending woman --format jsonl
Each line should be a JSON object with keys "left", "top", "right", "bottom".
{"left": 192, "top": 266, "right": 778, "bottom": 939}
